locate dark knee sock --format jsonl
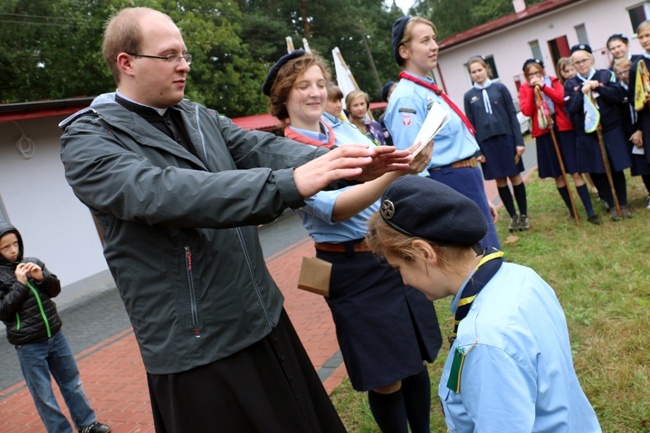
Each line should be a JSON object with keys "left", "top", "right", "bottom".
{"left": 590, "top": 173, "right": 614, "bottom": 208}
{"left": 612, "top": 171, "right": 627, "bottom": 205}
{"left": 401, "top": 368, "right": 431, "bottom": 433}
{"left": 512, "top": 183, "right": 527, "bottom": 216}
{"left": 368, "top": 390, "right": 408, "bottom": 433}
{"left": 642, "top": 174, "right": 650, "bottom": 195}
{"left": 497, "top": 186, "right": 517, "bottom": 217}
{"left": 557, "top": 186, "right": 574, "bottom": 216}
{"left": 576, "top": 184, "right": 595, "bottom": 216}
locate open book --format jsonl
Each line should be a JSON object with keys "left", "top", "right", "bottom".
{"left": 411, "top": 102, "right": 451, "bottom": 157}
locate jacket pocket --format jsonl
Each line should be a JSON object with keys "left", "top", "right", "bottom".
{"left": 184, "top": 246, "right": 201, "bottom": 338}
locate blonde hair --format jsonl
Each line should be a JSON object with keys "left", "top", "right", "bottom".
{"left": 345, "top": 90, "right": 369, "bottom": 130}
{"left": 398, "top": 17, "right": 437, "bottom": 66}
{"left": 365, "top": 212, "right": 471, "bottom": 276}
{"left": 103, "top": 7, "right": 172, "bottom": 85}
{"left": 466, "top": 56, "right": 493, "bottom": 79}
{"left": 614, "top": 58, "right": 632, "bottom": 72}
{"left": 570, "top": 50, "right": 594, "bottom": 64}
{"left": 637, "top": 20, "right": 650, "bottom": 35}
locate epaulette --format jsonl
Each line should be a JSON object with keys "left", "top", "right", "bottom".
{"left": 58, "top": 107, "right": 98, "bottom": 130}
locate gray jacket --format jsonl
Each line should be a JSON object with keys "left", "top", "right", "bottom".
{"left": 59, "top": 94, "right": 327, "bottom": 374}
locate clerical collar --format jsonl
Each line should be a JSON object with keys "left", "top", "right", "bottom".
{"left": 116, "top": 90, "right": 168, "bottom": 116}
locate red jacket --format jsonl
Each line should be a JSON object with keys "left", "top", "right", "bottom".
{"left": 518, "top": 77, "right": 573, "bottom": 137}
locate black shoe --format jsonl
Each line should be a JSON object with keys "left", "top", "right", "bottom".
{"left": 79, "top": 422, "right": 111, "bottom": 433}
{"left": 609, "top": 207, "right": 620, "bottom": 221}
{"left": 587, "top": 214, "right": 601, "bottom": 225}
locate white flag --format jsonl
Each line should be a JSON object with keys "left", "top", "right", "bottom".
{"left": 332, "top": 47, "right": 359, "bottom": 100}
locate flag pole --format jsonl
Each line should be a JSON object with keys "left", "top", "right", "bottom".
{"left": 286, "top": 37, "right": 295, "bottom": 53}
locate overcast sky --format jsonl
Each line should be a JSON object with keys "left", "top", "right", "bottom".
{"left": 389, "top": 0, "right": 415, "bottom": 14}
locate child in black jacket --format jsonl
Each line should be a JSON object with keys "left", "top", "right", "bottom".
{"left": 0, "top": 222, "right": 110, "bottom": 433}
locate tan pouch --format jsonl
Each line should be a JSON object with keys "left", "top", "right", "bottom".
{"left": 297, "top": 256, "right": 332, "bottom": 297}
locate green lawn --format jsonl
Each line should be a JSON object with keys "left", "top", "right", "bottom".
{"left": 331, "top": 170, "right": 650, "bottom": 433}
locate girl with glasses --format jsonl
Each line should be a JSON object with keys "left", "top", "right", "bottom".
{"left": 564, "top": 44, "right": 632, "bottom": 220}
{"left": 519, "top": 58, "right": 601, "bottom": 224}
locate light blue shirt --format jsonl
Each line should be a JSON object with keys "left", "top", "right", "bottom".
{"left": 384, "top": 72, "right": 479, "bottom": 170}
{"left": 292, "top": 120, "right": 376, "bottom": 243}
{"left": 439, "top": 263, "right": 601, "bottom": 432}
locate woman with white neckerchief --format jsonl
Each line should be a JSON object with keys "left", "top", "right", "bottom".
{"left": 463, "top": 55, "right": 527, "bottom": 232}
{"left": 564, "top": 44, "right": 631, "bottom": 221}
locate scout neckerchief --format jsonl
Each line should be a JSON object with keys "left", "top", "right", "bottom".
{"left": 399, "top": 71, "right": 476, "bottom": 135}
{"left": 541, "top": 75, "right": 556, "bottom": 115}
{"left": 284, "top": 121, "right": 337, "bottom": 149}
{"left": 446, "top": 247, "right": 504, "bottom": 393}
{"left": 449, "top": 248, "right": 504, "bottom": 347}
{"left": 473, "top": 79, "right": 493, "bottom": 114}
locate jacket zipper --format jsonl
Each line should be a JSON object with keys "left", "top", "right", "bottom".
{"left": 184, "top": 246, "right": 201, "bottom": 337}
{"left": 15, "top": 313, "right": 20, "bottom": 330}
{"left": 236, "top": 228, "right": 273, "bottom": 328}
{"left": 25, "top": 281, "right": 52, "bottom": 338}
{"left": 193, "top": 107, "right": 273, "bottom": 329}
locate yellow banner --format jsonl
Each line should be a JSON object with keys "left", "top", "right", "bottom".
{"left": 634, "top": 60, "right": 650, "bottom": 111}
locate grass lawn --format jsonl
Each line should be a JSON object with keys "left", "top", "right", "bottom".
{"left": 330, "top": 169, "right": 650, "bottom": 432}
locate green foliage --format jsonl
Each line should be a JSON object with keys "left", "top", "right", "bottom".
{"left": 1, "top": 0, "right": 541, "bottom": 115}
{"left": 413, "top": 0, "right": 546, "bottom": 40}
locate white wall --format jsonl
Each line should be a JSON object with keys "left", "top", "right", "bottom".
{"left": 0, "top": 117, "right": 108, "bottom": 287}
{"left": 436, "top": 0, "right": 644, "bottom": 111}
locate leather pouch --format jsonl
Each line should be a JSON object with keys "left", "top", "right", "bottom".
{"left": 297, "top": 257, "right": 332, "bottom": 297}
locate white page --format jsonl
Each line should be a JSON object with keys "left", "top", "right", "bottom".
{"left": 411, "top": 103, "right": 450, "bottom": 157}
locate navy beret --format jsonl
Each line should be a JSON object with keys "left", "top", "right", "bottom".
{"left": 381, "top": 81, "right": 396, "bottom": 102}
{"left": 379, "top": 176, "right": 487, "bottom": 247}
{"left": 522, "top": 57, "right": 544, "bottom": 71}
{"left": 262, "top": 49, "right": 306, "bottom": 96}
{"left": 607, "top": 33, "right": 628, "bottom": 45}
{"left": 570, "top": 44, "right": 592, "bottom": 55}
{"left": 392, "top": 16, "right": 411, "bottom": 66}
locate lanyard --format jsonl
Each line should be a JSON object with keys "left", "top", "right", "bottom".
{"left": 399, "top": 71, "right": 476, "bottom": 135}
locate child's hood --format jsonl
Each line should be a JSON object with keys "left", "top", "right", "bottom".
{"left": 0, "top": 222, "right": 23, "bottom": 267}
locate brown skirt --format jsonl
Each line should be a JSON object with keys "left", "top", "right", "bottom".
{"left": 147, "top": 309, "right": 347, "bottom": 433}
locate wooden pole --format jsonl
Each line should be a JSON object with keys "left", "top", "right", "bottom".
{"left": 595, "top": 124, "right": 622, "bottom": 218}
{"left": 534, "top": 86, "right": 580, "bottom": 225}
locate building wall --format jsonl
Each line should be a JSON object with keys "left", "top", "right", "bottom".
{"left": 0, "top": 117, "right": 108, "bottom": 287}
{"left": 436, "top": 0, "right": 644, "bottom": 111}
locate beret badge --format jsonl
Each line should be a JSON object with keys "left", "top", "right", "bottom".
{"left": 381, "top": 199, "right": 396, "bottom": 220}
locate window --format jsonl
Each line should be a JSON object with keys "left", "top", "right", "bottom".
{"left": 574, "top": 24, "right": 589, "bottom": 45}
{"left": 628, "top": 3, "right": 650, "bottom": 32}
{"left": 529, "top": 40, "right": 543, "bottom": 60}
